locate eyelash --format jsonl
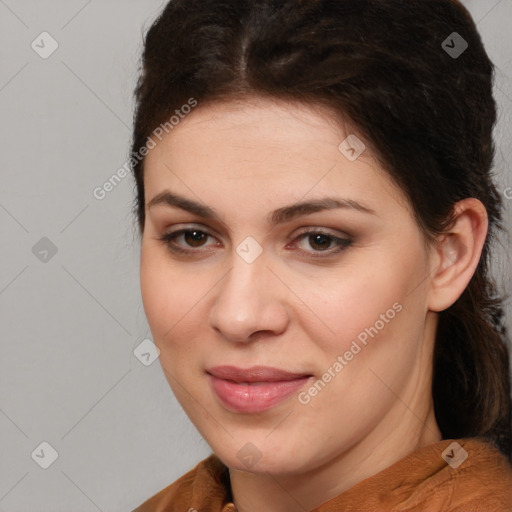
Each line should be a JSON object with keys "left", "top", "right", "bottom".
{"left": 156, "top": 227, "right": 352, "bottom": 258}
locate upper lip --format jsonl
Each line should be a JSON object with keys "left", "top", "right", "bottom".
{"left": 207, "top": 365, "right": 311, "bottom": 383}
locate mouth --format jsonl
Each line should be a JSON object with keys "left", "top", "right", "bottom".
{"left": 206, "top": 365, "right": 313, "bottom": 413}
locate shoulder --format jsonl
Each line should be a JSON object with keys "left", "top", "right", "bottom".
{"left": 404, "top": 437, "right": 512, "bottom": 512}
{"left": 442, "top": 438, "right": 512, "bottom": 511}
{"left": 131, "top": 454, "right": 231, "bottom": 512}
{"left": 326, "top": 437, "right": 512, "bottom": 512}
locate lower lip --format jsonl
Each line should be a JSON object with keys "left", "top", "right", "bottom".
{"left": 208, "top": 374, "right": 312, "bottom": 413}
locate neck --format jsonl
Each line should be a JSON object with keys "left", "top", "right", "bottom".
{"left": 229, "top": 318, "right": 442, "bottom": 512}
{"left": 230, "top": 405, "right": 441, "bottom": 512}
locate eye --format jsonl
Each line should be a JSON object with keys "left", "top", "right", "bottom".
{"left": 156, "top": 226, "right": 352, "bottom": 258}
{"left": 290, "top": 229, "right": 352, "bottom": 257}
{"left": 157, "top": 228, "right": 218, "bottom": 254}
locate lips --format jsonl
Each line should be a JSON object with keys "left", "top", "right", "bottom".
{"left": 207, "top": 365, "right": 310, "bottom": 383}
{"left": 206, "top": 365, "right": 313, "bottom": 413}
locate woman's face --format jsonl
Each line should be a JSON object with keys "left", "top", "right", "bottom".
{"left": 140, "top": 97, "right": 439, "bottom": 476}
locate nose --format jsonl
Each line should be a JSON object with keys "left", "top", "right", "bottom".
{"left": 208, "top": 249, "right": 289, "bottom": 344}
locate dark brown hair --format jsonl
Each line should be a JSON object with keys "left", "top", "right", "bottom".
{"left": 130, "top": 0, "right": 512, "bottom": 460}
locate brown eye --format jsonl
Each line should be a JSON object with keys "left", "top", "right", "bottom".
{"left": 183, "top": 230, "right": 208, "bottom": 247}
{"left": 157, "top": 228, "right": 218, "bottom": 254}
{"left": 157, "top": 226, "right": 351, "bottom": 259}
{"left": 307, "top": 233, "right": 333, "bottom": 251}
{"left": 292, "top": 230, "right": 352, "bottom": 258}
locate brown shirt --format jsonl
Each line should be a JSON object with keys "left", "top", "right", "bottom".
{"left": 132, "top": 437, "right": 512, "bottom": 511}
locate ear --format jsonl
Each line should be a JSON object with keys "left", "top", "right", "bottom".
{"left": 427, "top": 198, "right": 488, "bottom": 313}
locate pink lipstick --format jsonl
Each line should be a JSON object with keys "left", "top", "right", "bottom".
{"left": 207, "top": 365, "right": 312, "bottom": 413}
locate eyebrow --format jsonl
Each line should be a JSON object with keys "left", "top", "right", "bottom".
{"left": 147, "top": 190, "right": 377, "bottom": 225}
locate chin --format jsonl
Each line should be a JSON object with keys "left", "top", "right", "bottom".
{"left": 214, "top": 442, "right": 311, "bottom": 475}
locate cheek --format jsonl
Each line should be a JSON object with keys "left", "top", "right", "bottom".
{"left": 140, "top": 247, "right": 190, "bottom": 339}
{"left": 140, "top": 249, "right": 167, "bottom": 332}
{"left": 311, "top": 243, "right": 427, "bottom": 358}
{"left": 140, "top": 246, "right": 216, "bottom": 357}
{"left": 312, "top": 280, "right": 403, "bottom": 356}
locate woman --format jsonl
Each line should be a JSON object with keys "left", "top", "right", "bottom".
{"left": 130, "top": 0, "right": 512, "bottom": 510}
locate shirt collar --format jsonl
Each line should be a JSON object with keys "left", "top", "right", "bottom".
{"left": 135, "top": 437, "right": 512, "bottom": 512}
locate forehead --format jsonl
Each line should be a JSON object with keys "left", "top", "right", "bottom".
{"left": 151, "top": 97, "right": 352, "bottom": 158}
{"left": 143, "top": 97, "right": 410, "bottom": 216}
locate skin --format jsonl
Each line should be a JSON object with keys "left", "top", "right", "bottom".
{"left": 139, "top": 96, "right": 488, "bottom": 512}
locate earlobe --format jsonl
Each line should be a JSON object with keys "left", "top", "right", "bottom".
{"left": 428, "top": 198, "right": 488, "bottom": 313}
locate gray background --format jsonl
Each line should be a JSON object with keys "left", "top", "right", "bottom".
{"left": 0, "top": 1, "right": 511, "bottom": 511}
